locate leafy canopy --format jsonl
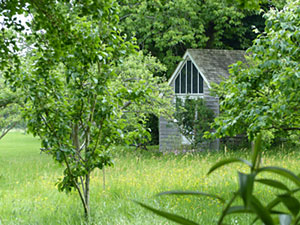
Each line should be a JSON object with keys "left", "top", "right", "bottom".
{"left": 212, "top": 0, "right": 300, "bottom": 139}
{"left": 119, "top": 0, "right": 255, "bottom": 78}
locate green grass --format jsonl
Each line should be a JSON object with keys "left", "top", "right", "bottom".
{"left": 0, "top": 132, "right": 300, "bottom": 224}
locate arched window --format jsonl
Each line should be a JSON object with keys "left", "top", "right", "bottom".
{"left": 175, "top": 60, "right": 203, "bottom": 94}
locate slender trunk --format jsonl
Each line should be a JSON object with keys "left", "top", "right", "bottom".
{"left": 73, "top": 123, "right": 80, "bottom": 150}
{"left": 84, "top": 173, "right": 90, "bottom": 218}
{"left": 84, "top": 102, "right": 91, "bottom": 218}
{"left": 82, "top": 193, "right": 89, "bottom": 219}
{"left": 63, "top": 153, "right": 88, "bottom": 218}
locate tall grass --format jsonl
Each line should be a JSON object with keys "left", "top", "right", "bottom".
{"left": 0, "top": 132, "right": 299, "bottom": 224}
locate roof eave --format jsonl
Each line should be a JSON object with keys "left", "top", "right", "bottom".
{"left": 168, "top": 50, "right": 212, "bottom": 89}
{"left": 168, "top": 50, "right": 189, "bottom": 86}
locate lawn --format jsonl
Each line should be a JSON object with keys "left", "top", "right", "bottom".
{"left": 0, "top": 132, "right": 299, "bottom": 225}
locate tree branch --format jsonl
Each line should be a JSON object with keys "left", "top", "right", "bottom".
{"left": 0, "top": 121, "right": 18, "bottom": 140}
{"left": 120, "top": 101, "right": 132, "bottom": 110}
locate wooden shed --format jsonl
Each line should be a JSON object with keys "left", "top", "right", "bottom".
{"left": 159, "top": 49, "right": 245, "bottom": 151}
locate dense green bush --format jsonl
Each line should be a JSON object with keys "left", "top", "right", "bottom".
{"left": 174, "top": 97, "right": 214, "bottom": 148}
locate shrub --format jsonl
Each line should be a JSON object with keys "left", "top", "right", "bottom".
{"left": 174, "top": 97, "right": 214, "bottom": 148}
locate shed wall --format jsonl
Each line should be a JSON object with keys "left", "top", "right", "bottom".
{"left": 159, "top": 81, "right": 219, "bottom": 151}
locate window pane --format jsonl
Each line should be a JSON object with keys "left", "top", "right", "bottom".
{"left": 181, "top": 64, "right": 186, "bottom": 93}
{"left": 175, "top": 75, "right": 180, "bottom": 93}
{"left": 199, "top": 73, "right": 203, "bottom": 93}
{"left": 192, "top": 64, "right": 198, "bottom": 93}
{"left": 187, "top": 61, "right": 191, "bottom": 93}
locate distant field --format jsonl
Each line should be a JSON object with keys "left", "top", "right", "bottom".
{"left": 0, "top": 131, "right": 299, "bottom": 225}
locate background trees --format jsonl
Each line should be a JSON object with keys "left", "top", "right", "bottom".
{"left": 118, "top": 0, "right": 285, "bottom": 143}
{"left": 0, "top": 76, "right": 21, "bottom": 140}
{"left": 212, "top": 0, "right": 300, "bottom": 140}
{"left": 118, "top": 0, "right": 284, "bottom": 78}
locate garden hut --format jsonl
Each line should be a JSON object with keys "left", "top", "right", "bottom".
{"left": 159, "top": 49, "right": 245, "bottom": 151}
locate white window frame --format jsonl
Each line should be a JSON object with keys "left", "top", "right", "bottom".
{"left": 174, "top": 58, "right": 204, "bottom": 95}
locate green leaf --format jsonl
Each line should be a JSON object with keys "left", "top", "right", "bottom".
{"left": 257, "top": 167, "right": 300, "bottom": 187}
{"left": 267, "top": 189, "right": 300, "bottom": 211}
{"left": 270, "top": 210, "right": 290, "bottom": 215}
{"left": 226, "top": 205, "right": 252, "bottom": 214}
{"left": 279, "top": 214, "right": 292, "bottom": 225}
{"left": 239, "top": 172, "right": 255, "bottom": 207}
{"left": 207, "top": 158, "right": 252, "bottom": 175}
{"left": 134, "top": 201, "right": 199, "bottom": 225}
{"left": 255, "top": 179, "right": 289, "bottom": 191}
{"left": 293, "top": 215, "right": 300, "bottom": 225}
{"left": 157, "top": 191, "right": 225, "bottom": 203}
{"left": 250, "top": 196, "right": 274, "bottom": 225}
{"left": 278, "top": 194, "right": 300, "bottom": 217}
{"left": 218, "top": 192, "right": 239, "bottom": 225}
{"left": 252, "top": 189, "right": 300, "bottom": 224}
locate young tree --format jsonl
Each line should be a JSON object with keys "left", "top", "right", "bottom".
{"left": 211, "top": 0, "right": 300, "bottom": 140}
{"left": 1, "top": 0, "right": 173, "bottom": 218}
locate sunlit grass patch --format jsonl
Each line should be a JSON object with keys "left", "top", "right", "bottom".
{"left": 0, "top": 131, "right": 300, "bottom": 224}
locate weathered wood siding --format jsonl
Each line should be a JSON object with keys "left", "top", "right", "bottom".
{"left": 203, "top": 82, "right": 220, "bottom": 150}
{"left": 203, "top": 83, "right": 219, "bottom": 116}
{"left": 159, "top": 81, "right": 181, "bottom": 151}
{"left": 159, "top": 116, "right": 182, "bottom": 151}
{"left": 159, "top": 80, "right": 219, "bottom": 151}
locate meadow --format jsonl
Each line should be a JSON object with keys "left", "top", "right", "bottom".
{"left": 0, "top": 132, "right": 300, "bottom": 225}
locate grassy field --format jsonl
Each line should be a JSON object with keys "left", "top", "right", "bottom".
{"left": 0, "top": 132, "right": 300, "bottom": 225}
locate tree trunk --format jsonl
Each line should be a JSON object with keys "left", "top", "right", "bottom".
{"left": 84, "top": 173, "right": 90, "bottom": 218}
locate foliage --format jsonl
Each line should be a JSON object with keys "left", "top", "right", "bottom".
{"left": 112, "top": 52, "right": 174, "bottom": 146}
{"left": 1, "top": 0, "right": 172, "bottom": 218}
{"left": 0, "top": 15, "right": 23, "bottom": 73}
{"left": 174, "top": 98, "right": 214, "bottom": 148}
{"left": 212, "top": 0, "right": 300, "bottom": 140}
{"left": 118, "top": 0, "right": 284, "bottom": 78}
{"left": 145, "top": 114, "right": 159, "bottom": 145}
{"left": 226, "top": 0, "right": 286, "bottom": 10}
{"left": 0, "top": 27, "right": 25, "bottom": 140}
{"left": 0, "top": 76, "right": 22, "bottom": 140}
{"left": 288, "top": 131, "right": 300, "bottom": 147}
{"left": 136, "top": 132, "right": 300, "bottom": 225}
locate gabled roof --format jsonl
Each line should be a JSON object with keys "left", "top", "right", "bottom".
{"left": 169, "top": 49, "right": 245, "bottom": 88}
